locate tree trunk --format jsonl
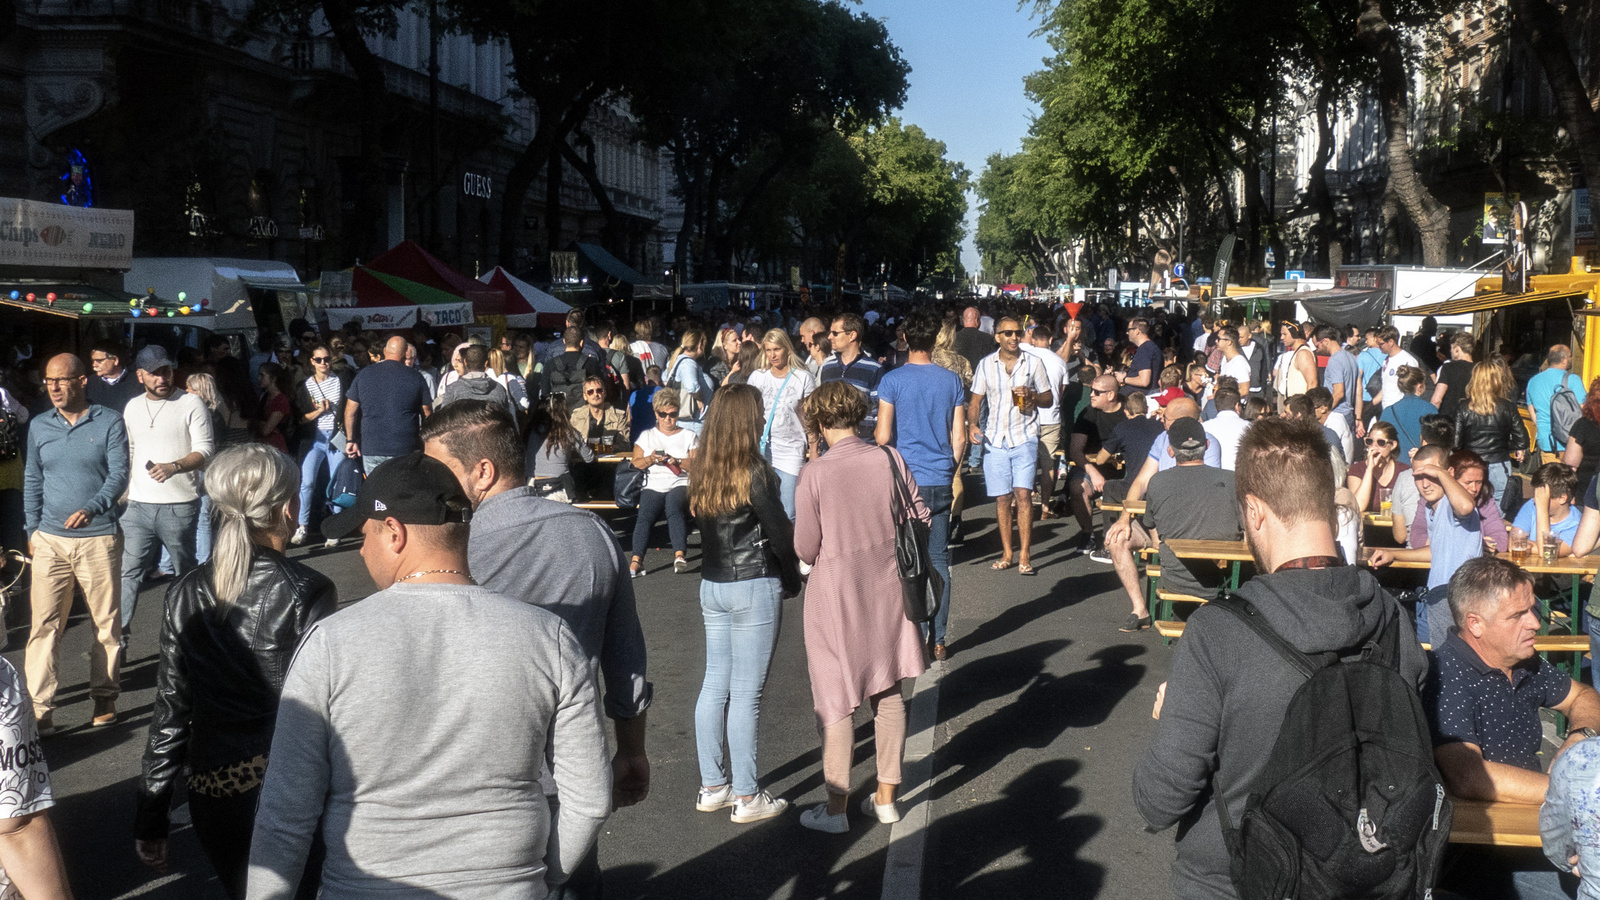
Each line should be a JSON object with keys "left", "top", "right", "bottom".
{"left": 545, "top": 148, "right": 563, "bottom": 257}
{"left": 561, "top": 137, "right": 622, "bottom": 252}
{"left": 1243, "top": 119, "right": 1266, "bottom": 283}
{"left": 670, "top": 148, "right": 698, "bottom": 280}
{"left": 498, "top": 128, "right": 555, "bottom": 266}
{"left": 322, "top": 0, "right": 390, "bottom": 260}
{"left": 1511, "top": 0, "right": 1600, "bottom": 244}
{"left": 1307, "top": 75, "right": 1338, "bottom": 276}
{"left": 1357, "top": 0, "right": 1450, "bottom": 266}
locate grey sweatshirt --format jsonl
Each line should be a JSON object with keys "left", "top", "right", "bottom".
{"left": 246, "top": 584, "right": 611, "bottom": 899}
{"left": 1132, "top": 566, "right": 1428, "bottom": 900}
{"left": 468, "top": 488, "right": 651, "bottom": 720}
{"left": 440, "top": 372, "right": 517, "bottom": 420}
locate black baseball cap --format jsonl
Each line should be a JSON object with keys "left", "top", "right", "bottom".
{"left": 1168, "top": 417, "right": 1208, "bottom": 453}
{"left": 321, "top": 452, "right": 472, "bottom": 540}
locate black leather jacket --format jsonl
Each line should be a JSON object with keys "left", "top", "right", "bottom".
{"left": 135, "top": 548, "right": 337, "bottom": 839}
{"left": 1454, "top": 399, "right": 1530, "bottom": 464}
{"left": 696, "top": 465, "right": 802, "bottom": 595}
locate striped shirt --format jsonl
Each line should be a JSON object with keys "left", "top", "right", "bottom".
{"left": 819, "top": 352, "right": 884, "bottom": 440}
{"left": 972, "top": 351, "right": 1052, "bottom": 449}
{"left": 303, "top": 375, "right": 344, "bottom": 433}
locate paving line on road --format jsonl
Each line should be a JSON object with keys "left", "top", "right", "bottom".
{"left": 880, "top": 658, "right": 943, "bottom": 900}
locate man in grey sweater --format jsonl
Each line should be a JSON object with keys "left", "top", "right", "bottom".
{"left": 422, "top": 401, "right": 649, "bottom": 900}
{"left": 247, "top": 454, "right": 611, "bottom": 899}
{"left": 1132, "top": 417, "right": 1427, "bottom": 900}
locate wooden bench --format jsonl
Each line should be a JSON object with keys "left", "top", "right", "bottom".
{"left": 1448, "top": 797, "right": 1540, "bottom": 848}
{"left": 1154, "top": 620, "right": 1185, "bottom": 639}
{"left": 574, "top": 501, "right": 620, "bottom": 511}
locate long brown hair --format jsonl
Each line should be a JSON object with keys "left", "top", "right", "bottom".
{"left": 1465, "top": 360, "right": 1512, "bottom": 417}
{"left": 688, "top": 384, "right": 768, "bottom": 517}
{"left": 541, "top": 393, "right": 581, "bottom": 459}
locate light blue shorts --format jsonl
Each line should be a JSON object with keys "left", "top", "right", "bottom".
{"left": 983, "top": 440, "right": 1039, "bottom": 497}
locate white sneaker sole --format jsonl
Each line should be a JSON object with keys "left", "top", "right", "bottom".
{"left": 696, "top": 792, "right": 734, "bottom": 812}
{"left": 731, "top": 797, "right": 789, "bottom": 823}
{"left": 799, "top": 804, "right": 848, "bottom": 833}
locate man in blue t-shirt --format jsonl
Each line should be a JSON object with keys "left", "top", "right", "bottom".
{"left": 877, "top": 309, "right": 968, "bottom": 661}
{"left": 1119, "top": 317, "right": 1161, "bottom": 392}
{"left": 344, "top": 335, "right": 435, "bottom": 474}
{"left": 1525, "top": 344, "right": 1587, "bottom": 454}
{"left": 1368, "top": 446, "right": 1484, "bottom": 644}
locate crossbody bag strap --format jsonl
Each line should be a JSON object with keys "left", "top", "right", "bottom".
{"left": 880, "top": 445, "right": 911, "bottom": 524}
{"left": 761, "top": 369, "right": 796, "bottom": 452}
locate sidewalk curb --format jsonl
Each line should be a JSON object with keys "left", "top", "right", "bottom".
{"left": 881, "top": 659, "right": 943, "bottom": 900}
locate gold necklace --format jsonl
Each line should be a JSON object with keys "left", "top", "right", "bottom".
{"left": 396, "top": 569, "right": 474, "bottom": 584}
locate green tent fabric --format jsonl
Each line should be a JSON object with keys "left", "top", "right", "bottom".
{"left": 362, "top": 269, "right": 471, "bottom": 305}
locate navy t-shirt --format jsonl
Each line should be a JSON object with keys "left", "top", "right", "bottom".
{"left": 346, "top": 360, "right": 433, "bottom": 458}
{"left": 1129, "top": 340, "right": 1162, "bottom": 387}
{"left": 1424, "top": 630, "right": 1572, "bottom": 771}
{"left": 878, "top": 362, "right": 968, "bottom": 488}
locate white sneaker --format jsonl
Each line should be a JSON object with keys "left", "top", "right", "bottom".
{"left": 860, "top": 794, "right": 901, "bottom": 824}
{"left": 290, "top": 526, "right": 308, "bottom": 546}
{"left": 798, "top": 561, "right": 812, "bottom": 578}
{"left": 696, "top": 784, "right": 735, "bottom": 812}
{"left": 731, "top": 790, "right": 788, "bottom": 823}
{"left": 324, "top": 538, "right": 339, "bottom": 549}
{"left": 799, "top": 803, "right": 848, "bottom": 834}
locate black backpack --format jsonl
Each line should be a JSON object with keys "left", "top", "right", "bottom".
{"left": 0, "top": 402, "right": 19, "bottom": 462}
{"left": 1211, "top": 597, "right": 1451, "bottom": 900}
{"left": 546, "top": 352, "right": 588, "bottom": 405}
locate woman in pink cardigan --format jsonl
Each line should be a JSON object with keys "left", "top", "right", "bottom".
{"left": 794, "top": 380, "right": 930, "bottom": 833}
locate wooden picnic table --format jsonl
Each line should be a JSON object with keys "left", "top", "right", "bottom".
{"left": 1164, "top": 539, "right": 1253, "bottom": 562}
{"left": 1447, "top": 797, "right": 1540, "bottom": 848}
{"left": 1097, "top": 499, "right": 1145, "bottom": 516}
{"left": 1362, "top": 512, "right": 1395, "bottom": 529}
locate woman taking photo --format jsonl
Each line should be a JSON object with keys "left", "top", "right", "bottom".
{"left": 135, "top": 444, "right": 336, "bottom": 899}
{"left": 746, "top": 329, "right": 816, "bottom": 520}
{"left": 794, "top": 380, "right": 929, "bottom": 833}
{"left": 1453, "top": 359, "right": 1529, "bottom": 509}
{"left": 290, "top": 343, "right": 345, "bottom": 545}
{"left": 631, "top": 388, "right": 698, "bottom": 576}
{"left": 1348, "top": 420, "right": 1407, "bottom": 514}
{"left": 689, "top": 384, "right": 801, "bottom": 825}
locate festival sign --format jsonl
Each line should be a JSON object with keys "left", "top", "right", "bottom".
{"left": 0, "top": 197, "right": 134, "bottom": 269}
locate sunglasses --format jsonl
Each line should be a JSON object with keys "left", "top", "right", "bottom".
{"left": 828, "top": 330, "right": 849, "bottom": 337}
{"left": 584, "top": 388, "right": 605, "bottom": 395}
{"left": 299, "top": 335, "right": 317, "bottom": 343}
{"left": 657, "top": 409, "right": 679, "bottom": 418}
{"left": 1364, "top": 438, "right": 1393, "bottom": 446}
{"left": 1092, "top": 388, "right": 1116, "bottom": 396}
{"left": 311, "top": 356, "right": 330, "bottom": 363}
{"left": 997, "top": 329, "right": 1024, "bottom": 337}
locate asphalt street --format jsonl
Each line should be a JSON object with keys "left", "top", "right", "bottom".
{"left": 10, "top": 482, "right": 1178, "bottom": 899}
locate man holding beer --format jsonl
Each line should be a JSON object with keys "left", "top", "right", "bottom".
{"left": 967, "top": 316, "right": 1055, "bottom": 576}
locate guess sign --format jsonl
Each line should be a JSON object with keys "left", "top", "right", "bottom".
{"left": 462, "top": 172, "right": 492, "bottom": 200}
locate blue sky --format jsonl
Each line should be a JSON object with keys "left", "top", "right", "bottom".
{"left": 854, "top": 0, "right": 1052, "bottom": 277}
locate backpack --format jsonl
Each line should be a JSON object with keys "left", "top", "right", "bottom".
{"left": 1551, "top": 371, "right": 1582, "bottom": 446}
{"left": 546, "top": 352, "right": 589, "bottom": 406}
{"left": 1210, "top": 597, "right": 1451, "bottom": 900}
{"left": 0, "top": 402, "right": 18, "bottom": 462}
{"left": 326, "top": 454, "right": 365, "bottom": 515}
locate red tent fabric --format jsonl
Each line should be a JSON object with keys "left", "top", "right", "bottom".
{"left": 364, "top": 240, "right": 480, "bottom": 297}
{"left": 480, "top": 266, "right": 571, "bottom": 329}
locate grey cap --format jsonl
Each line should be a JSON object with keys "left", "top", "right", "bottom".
{"left": 134, "top": 345, "right": 176, "bottom": 373}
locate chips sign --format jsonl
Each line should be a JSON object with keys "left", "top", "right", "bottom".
{"left": 0, "top": 197, "right": 133, "bottom": 269}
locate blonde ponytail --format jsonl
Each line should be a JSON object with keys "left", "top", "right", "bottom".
{"left": 206, "top": 444, "right": 298, "bottom": 604}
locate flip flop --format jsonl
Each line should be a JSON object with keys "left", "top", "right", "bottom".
{"left": 991, "top": 559, "right": 1015, "bottom": 571}
{"left": 1018, "top": 563, "right": 1036, "bottom": 576}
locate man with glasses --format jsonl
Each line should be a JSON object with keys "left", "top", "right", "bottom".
{"left": 24, "top": 354, "right": 129, "bottom": 735}
{"left": 819, "top": 314, "right": 884, "bottom": 441}
{"left": 86, "top": 341, "right": 144, "bottom": 411}
{"left": 1068, "top": 374, "right": 1129, "bottom": 558}
{"left": 967, "top": 317, "right": 1054, "bottom": 575}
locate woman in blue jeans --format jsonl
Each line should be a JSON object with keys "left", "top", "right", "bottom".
{"left": 289, "top": 344, "right": 347, "bottom": 545}
{"left": 688, "top": 385, "right": 800, "bottom": 823}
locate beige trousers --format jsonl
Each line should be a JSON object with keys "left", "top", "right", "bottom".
{"left": 819, "top": 684, "right": 907, "bottom": 795}
{"left": 26, "top": 531, "right": 122, "bottom": 717}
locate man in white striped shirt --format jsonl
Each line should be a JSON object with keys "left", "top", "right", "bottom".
{"left": 966, "top": 316, "right": 1054, "bottom": 576}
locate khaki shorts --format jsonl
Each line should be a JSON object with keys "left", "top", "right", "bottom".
{"left": 1036, "top": 423, "right": 1062, "bottom": 469}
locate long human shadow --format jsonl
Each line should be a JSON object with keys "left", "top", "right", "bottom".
{"left": 926, "top": 759, "right": 1106, "bottom": 900}
{"left": 935, "top": 639, "right": 1072, "bottom": 727}
{"left": 934, "top": 644, "right": 1147, "bottom": 803}
{"left": 948, "top": 569, "right": 1117, "bottom": 657}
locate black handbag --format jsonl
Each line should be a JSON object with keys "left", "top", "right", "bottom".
{"left": 882, "top": 447, "right": 943, "bottom": 624}
{"left": 613, "top": 461, "right": 645, "bottom": 509}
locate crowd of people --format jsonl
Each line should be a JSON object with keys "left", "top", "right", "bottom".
{"left": 5, "top": 294, "right": 1600, "bottom": 898}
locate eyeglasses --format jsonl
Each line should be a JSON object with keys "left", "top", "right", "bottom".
{"left": 311, "top": 356, "right": 330, "bottom": 363}
{"left": 90, "top": 355, "right": 110, "bottom": 364}
{"left": 997, "top": 330, "right": 1024, "bottom": 337}
{"left": 828, "top": 330, "right": 849, "bottom": 337}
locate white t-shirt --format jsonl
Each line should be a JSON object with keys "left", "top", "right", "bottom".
{"left": 124, "top": 390, "right": 215, "bottom": 504}
{"left": 1203, "top": 410, "right": 1250, "bottom": 471}
{"left": 630, "top": 340, "right": 670, "bottom": 372}
{"left": 0, "top": 658, "right": 51, "bottom": 899}
{"left": 303, "top": 374, "right": 344, "bottom": 433}
{"left": 748, "top": 367, "right": 816, "bottom": 476}
{"left": 635, "top": 427, "right": 698, "bottom": 492}
{"left": 1219, "top": 353, "right": 1252, "bottom": 390}
{"left": 1381, "top": 350, "right": 1421, "bottom": 408}
{"left": 1325, "top": 412, "right": 1355, "bottom": 462}
{"left": 1020, "top": 343, "right": 1069, "bottom": 427}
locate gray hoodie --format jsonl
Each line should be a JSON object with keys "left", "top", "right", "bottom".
{"left": 1132, "top": 566, "right": 1428, "bottom": 900}
{"left": 439, "top": 372, "right": 516, "bottom": 420}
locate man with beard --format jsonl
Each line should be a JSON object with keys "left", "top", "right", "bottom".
{"left": 1132, "top": 417, "right": 1427, "bottom": 899}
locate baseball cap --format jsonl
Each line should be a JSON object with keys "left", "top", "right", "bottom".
{"left": 1168, "top": 417, "right": 1207, "bottom": 453}
{"left": 321, "top": 452, "right": 473, "bottom": 540}
{"left": 134, "top": 345, "right": 176, "bottom": 372}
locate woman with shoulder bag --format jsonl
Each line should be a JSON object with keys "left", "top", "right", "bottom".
{"left": 794, "top": 380, "right": 929, "bottom": 834}
{"left": 689, "top": 384, "right": 800, "bottom": 825}
{"left": 135, "top": 444, "right": 336, "bottom": 899}
{"left": 290, "top": 343, "right": 346, "bottom": 545}
{"left": 1453, "top": 360, "right": 1530, "bottom": 510}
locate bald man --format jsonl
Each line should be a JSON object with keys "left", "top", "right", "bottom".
{"left": 797, "top": 317, "right": 828, "bottom": 377}
{"left": 953, "top": 307, "right": 994, "bottom": 372}
{"left": 344, "top": 334, "right": 435, "bottom": 475}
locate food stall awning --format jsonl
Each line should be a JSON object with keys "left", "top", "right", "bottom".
{"left": 329, "top": 268, "right": 474, "bottom": 330}
{"left": 576, "top": 243, "right": 655, "bottom": 286}
{"left": 1401, "top": 288, "right": 1590, "bottom": 317}
{"left": 480, "top": 266, "right": 570, "bottom": 328}
{"left": 1231, "top": 287, "right": 1391, "bottom": 329}
{"left": 124, "top": 258, "right": 306, "bottom": 333}
{"left": 0, "top": 283, "right": 136, "bottom": 319}
{"left": 364, "top": 240, "right": 480, "bottom": 296}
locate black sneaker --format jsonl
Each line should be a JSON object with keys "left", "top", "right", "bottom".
{"left": 1118, "top": 614, "right": 1152, "bottom": 633}
{"left": 1063, "top": 532, "right": 1092, "bottom": 555}
{"left": 1088, "top": 536, "right": 1112, "bottom": 564}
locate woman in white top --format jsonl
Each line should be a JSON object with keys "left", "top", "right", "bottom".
{"left": 630, "top": 388, "right": 698, "bottom": 577}
{"left": 745, "top": 329, "right": 816, "bottom": 520}
{"left": 290, "top": 343, "right": 345, "bottom": 545}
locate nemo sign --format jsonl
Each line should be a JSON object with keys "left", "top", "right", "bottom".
{"left": 0, "top": 197, "right": 133, "bottom": 268}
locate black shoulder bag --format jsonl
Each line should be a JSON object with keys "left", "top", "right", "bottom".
{"left": 882, "top": 446, "right": 943, "bottom": 624}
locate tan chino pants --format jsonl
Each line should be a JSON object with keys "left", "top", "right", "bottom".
{"left": 25, "top": 531, "right": 122, "bottom": 718}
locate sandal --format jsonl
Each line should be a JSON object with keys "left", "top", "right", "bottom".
{"left": 1018, "top": 563, "right": 1036, "bottom": 576}
{"left": 990, "top": 559, "right": 1015, "bottom": 571}
{"left": 1118, "top": 614, "right": 1152, "bottom": 633}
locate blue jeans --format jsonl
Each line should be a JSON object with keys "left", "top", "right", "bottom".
{"left": 774, "top": 468, "right": 799, "bottom": 521}
{"left": 120, "top": 500, "right": 200, "bottom": 632}
{"left": 299, "top": 431, "right": 339, "bottom": 526}
{"left": 920, "top": 483, "right": 954, "bottom": 645}
{"left": 695, "top": 577, "right": 783, "bottom": 796}
{"left": 196, "top": 492, "right": 213, "bottom": 565}
{"left": 631, "top": 487, "right": 688, "bottom": 561}
{"left": 1487, "top": 460, "right": 1513, "bottom": 512}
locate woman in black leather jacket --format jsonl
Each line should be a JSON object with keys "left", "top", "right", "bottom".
{"left": 686, "top": 384, "right": 801, "bottom": 825}
{"left": 1453, "top": 360, "right": 1529, "bottom": 510}
{"left": 134, "top": 444, "right": 337, "bottom": 898}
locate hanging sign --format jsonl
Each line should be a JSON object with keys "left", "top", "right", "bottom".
{"left": 0, "top": 197, "right": 133, "bottom": 268}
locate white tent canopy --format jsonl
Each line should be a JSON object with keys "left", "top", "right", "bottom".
{"left": 480, "top": 266, "right": 570, "bottom": 327}
{"left": 125, "top": 258, "right": 306, "bottom": 333}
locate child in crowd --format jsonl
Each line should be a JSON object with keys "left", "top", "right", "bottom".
{"left": 1510, "top": 463, "right": 1582, "bottom": 556}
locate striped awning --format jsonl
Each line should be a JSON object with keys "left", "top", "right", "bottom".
{"left": 1401, "top": 288, "right": 1589, "bottom": 317}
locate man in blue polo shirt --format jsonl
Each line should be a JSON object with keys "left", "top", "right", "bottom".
{"left": 819, "top": 313, "right": 883, "bottom": 441}
{"left": 1425, "top": 557, "right": 1600, "bottom": 899}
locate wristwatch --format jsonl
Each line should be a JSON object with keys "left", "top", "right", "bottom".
{"left": 1577, "top": 727, "right": 1598, "bottom": 740}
